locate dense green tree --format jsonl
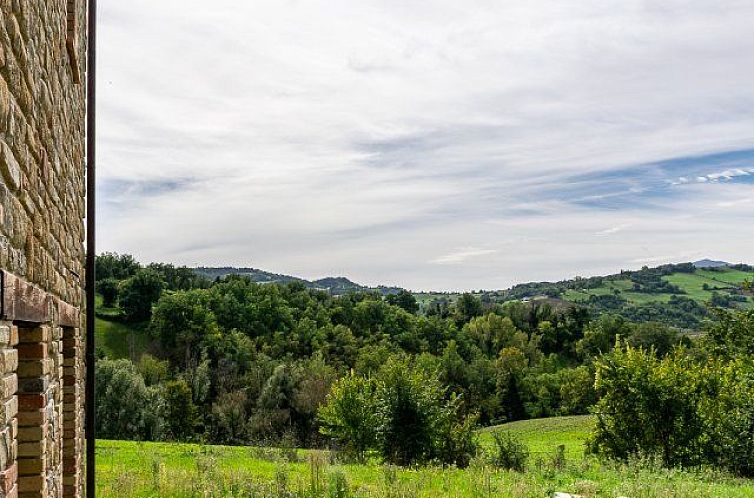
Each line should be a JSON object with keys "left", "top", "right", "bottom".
{"left": 373, "top": 356, "right": 452, "bottom": 466}
{"left": 588, "top": 344, "right": 709, "bottom": 467}
{"left": 318, "top": 374, "right": 379, "bottom": 462}
{"left": 454, "top": 293, "right": 483, "bottom": 326}
{"left": 148, "top": 262, "right": 211, "bottom": 290}
{"left": 576, "top": 314, "right": 632, "bottom": 359}
{"left": 97, "top": 278, "right": 120, "bottom": 308}
{"left": 627, "top": 322, "right": 683, "bottom": 357}
{"left": 95, "top": 252, "right": 141, "bottom": 281}
{"left": 386, "top": 290, "right": 419, "bottom": 314}
{"left": 119, "top": 269, "right": 165, "bottom": 322}
{"left": 161, "top": 379, "right": 200, "bottom": 442}
{"left": 150, "top": 289, "right": 219, "bottom": 368}
{"left": 704, "top": 308, "right": 754, "bottom": 358}
{"left": 95, "top": 359, "right": 151, "bottom": 440}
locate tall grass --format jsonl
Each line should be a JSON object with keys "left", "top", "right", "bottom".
{"left": 97, "top": 440, "right": 754, "bottom": 498}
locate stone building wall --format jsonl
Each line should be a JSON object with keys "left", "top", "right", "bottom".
{"left": 0, "top": 1, "right": 87, "bottom": 497}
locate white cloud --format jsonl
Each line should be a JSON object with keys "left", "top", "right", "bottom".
{"left": 595, "top": 223, "right": 633, "bottom": 237}
{"left": 97, "top": 0, "right": 754, "bottom": 290}
{"left": 431, "top": 248, "right": 497, "bottom": 265}
{"left": 703, "top": 167, "right": 754, "bottom": 181}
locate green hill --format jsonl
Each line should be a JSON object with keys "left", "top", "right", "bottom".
{"left": 479, "top": 415, "right": 594, "bottom": 460}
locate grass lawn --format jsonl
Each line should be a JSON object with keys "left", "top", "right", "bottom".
{"left": 96, "top": 415, "right": 754, "bottom": 497}
{"left": 479, "top": 415, "right": 593, "bottom": 460}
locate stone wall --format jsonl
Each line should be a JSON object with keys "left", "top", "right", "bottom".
{"left": 0, "top": 1, "right": 87, "bottom": 497}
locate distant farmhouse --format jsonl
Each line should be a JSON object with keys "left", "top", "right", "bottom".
{"left": 0, "top": 2, "right": 87, "bottom": 497}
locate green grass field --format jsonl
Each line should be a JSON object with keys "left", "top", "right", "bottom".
{"left": 97, "top": 416, "right": 754, "bottom": 497}
{"left": 564, "top": 268, "right": 753, "bottom": 308}
{"left": 479, "top": 415, "right": 593, "bottom": 460}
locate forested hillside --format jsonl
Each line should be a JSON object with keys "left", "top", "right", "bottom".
{"left": 94, "top": 253, "right": 754, "bottom": 475}
{"left": 195, "top": 260, "right": 754, "bottom": 330}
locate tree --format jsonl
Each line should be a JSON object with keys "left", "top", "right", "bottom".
{"left": 576, "top": 314, "right": 632, "bottom": 359}
{"left": 150, "top": 289, "right": 219, "bottom": 368}
{"left": 95, "top": 359, "right": 150, "bottom": 440}
{"left": 97, "top": 278, "right": 119, "bottom": 308}
{"left": 318, "top": 374, "right": 378, "bottom": 462}
{"left": 587, "top": 343, "right": 709, "bottom": 467}
{"left": 454, "top": 293, "right": 483, "bottom": 326}
{"left": 385, "top": 290, "right": 419, "bottom": 314}
{"left": 704, "top": 308, "right": 754, "bottom": 358}
{"left": 373, "top": 356, "right": 451, "bottom": 466}
{"left": 209, "top": 391, "right": 250, "bottom": 445}
{"left": 95, "top": 252, "right": 140, "bottom": 281}
{"left": 119, "top": 269, "right": 165, "bottom": 322}
{"left": 627, "top": 322, "right": 682, "bottom": 357}
{"left": 161, "top": 379, "right": 199, "bottom": 442}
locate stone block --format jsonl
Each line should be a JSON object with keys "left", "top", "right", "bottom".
{"left": 17, "top": 393, "right": 44, "bottom": 410}
{"left": 17, "top": 455, "right": 45, "bottom": 475}
{"left": 0, "top": 373, "right": 17, "bottom": 399}
{"left": 0, "top": 142, "right": 21, "bottom": 191}
{"left": 16, "top": 425, "right": 44, "bottom": 442}
{"left": 0, "top": 462, "right": 17, "bottom": 493}
{"left": 0, "top": 348, "right": 19, "bottom": 374}
{"left": 17, "top": 407, "right": 45, "bottom": 426}
{"left": 16, "top": 343, "right": 45, "bottom": 360}
{"left": 0, "top": 396, "right": 18, "bottom": 424}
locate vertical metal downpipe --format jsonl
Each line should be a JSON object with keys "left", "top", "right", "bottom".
{"left": 85, "top": 0, "right": 97, "bottom": 495}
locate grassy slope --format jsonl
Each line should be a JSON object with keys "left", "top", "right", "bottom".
{"left": 479, "top": 415, "right": 594, "bottom": 460}
{"left": 564, "top": 268, "right": 753, "bottom": 308}
{"left": 94, "top": 295, "right": 150, "bottom": 360}
{"left": 97, "top": 416, "right": 754, "bottom": 497}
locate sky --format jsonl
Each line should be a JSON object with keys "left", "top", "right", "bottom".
{"left": 97, "top": 0, "right": 754, "bottom": 291}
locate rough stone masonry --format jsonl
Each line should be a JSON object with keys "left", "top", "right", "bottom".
{"left": 0, "top": 1, "right": 87, "bottom": 497}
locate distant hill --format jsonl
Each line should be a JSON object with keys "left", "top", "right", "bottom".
{"left": 693, "top": 259, "right": 730, "bottom": 269}
{"left": 193, "top": 267, "right": 402, "bottom": 296}
{"left": 194, "top": 267, "right": 304, "bottom": 285}
{"left": 195, "top": 261, "right": 753, "bottom": 329}
{"left": 495, "top": 261, "right": 754, "bottom": 329}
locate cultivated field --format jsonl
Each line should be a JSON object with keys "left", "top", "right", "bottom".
{"left": 96, "top": 416, "right": 754, "bottom": 498}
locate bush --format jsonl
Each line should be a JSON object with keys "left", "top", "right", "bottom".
{"left": 160, "top": 379, "right": 199, "bottom": 442}
{"left": 97, "top": 277, "right": 120, "bottom": 308}
{"left": 435, "top": 411, "right": 479, "bottom": 468}
{"left": 319, "top": 356, "right": 476, "bottom": 467}
{"left": 488, "top": 431, "right": 529, "bottom": 471}
{"left": 318, "top": 374, "right": 378, "bottom": 463}
{"left": 587, "top": 344, "right": 709, "bottom": 467}
{"left": 706, "top": 358, "right": 754, "bottom": 477}
{"left": 374, "top": 357, "right": 451, "bottom": 466}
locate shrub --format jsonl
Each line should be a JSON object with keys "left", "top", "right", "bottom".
{"left": 318, "top": 374, "right": 378, "bottom": 463}
{"left": 706, "top": 358, "right": 754, "bottom": 477}
{"left": 435, "top": 411, "right": 479, "bottom": 468}
{"left": 488, "top": 431, "right": 529, "bottom": 471}
{"left": 374, "top": 357, "right": 450, "bottom": 466}
{"left": 587, "top": 344, "right": 710, "bottom": 467}
{"left": 97, "top": 277, "right": 120, "bottom": 308}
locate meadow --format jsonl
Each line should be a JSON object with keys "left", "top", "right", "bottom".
{"left": 96, "top": 416, "right": 754, "bottom": 498}
{"left": 563, "top": 267, "right": 753, "bottom": 307}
